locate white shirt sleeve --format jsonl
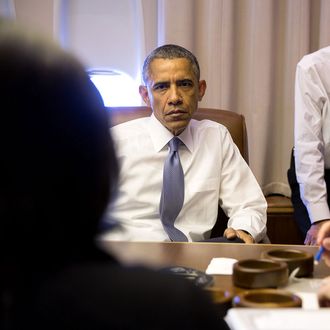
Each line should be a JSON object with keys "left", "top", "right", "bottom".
{"left": 218, "top": 129, "right": 267, "bottom": 242}
{"left": 294, "top": 57, "right": 330, "bottom": 223}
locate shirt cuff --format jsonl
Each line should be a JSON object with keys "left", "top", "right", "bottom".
{"left": 307, "top": 202, "right": 330, "bottom": 223}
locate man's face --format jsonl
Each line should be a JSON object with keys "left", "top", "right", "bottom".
{"left": 139, "top": 58, "right": 206, "bottom": 136}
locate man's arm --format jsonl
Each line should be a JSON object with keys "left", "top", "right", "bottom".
{"left": 294, "top": 60, "right": 330, "bottom": 244}
{"left": 218, "top": 129, "right": 267, "bottom": 243}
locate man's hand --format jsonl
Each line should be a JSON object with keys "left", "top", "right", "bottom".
{"left": 316, "top": 220, "right": 330, "bottom": 266}
{"left": 223, "top": 227, "right": 255, "bottom": 244}
{"left": 304, "top": 219, "right": 330, "bottom": 245}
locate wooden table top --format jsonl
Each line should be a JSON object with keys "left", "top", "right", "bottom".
{"left": 100, "top": 241, "right": 330, "bottom": 294}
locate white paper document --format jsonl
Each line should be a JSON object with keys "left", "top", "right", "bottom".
{"left": 282, "top": 277, "right": 323, "bottom": 309}
{"left": 205, "top": 257, "right": 238, "bottom": 275}
{"left": 225, "top": 308, "right": 330, "bottom": 330}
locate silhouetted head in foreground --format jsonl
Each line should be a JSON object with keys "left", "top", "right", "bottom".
{"left": 0, "top": 19, "right": 118, "bottom": 267}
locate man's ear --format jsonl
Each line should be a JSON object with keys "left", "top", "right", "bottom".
{"left": 139, "top": 85, "right": 151, "bottom": 106}
{"left": 198, "top": 80, "right": 207, "bottom": 101}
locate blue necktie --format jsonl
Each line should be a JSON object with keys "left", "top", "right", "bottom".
{"left": 159, "top": 137, "right": 188, "bottom": 242}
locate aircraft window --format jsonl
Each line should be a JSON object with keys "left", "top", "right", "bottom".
{"left": 88, "top": 69, "right": 141, "bottom": 107}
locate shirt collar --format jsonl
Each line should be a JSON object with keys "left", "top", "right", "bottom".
{"left": 147, "top": 113, "right": 194, "bottom": 153}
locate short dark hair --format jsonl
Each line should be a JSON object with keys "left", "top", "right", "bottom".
{"left": 0, "top": 19, "right": 118, "bottom": 261}
{"left": 142, "top": 44, "right": 200, "bottom": 84}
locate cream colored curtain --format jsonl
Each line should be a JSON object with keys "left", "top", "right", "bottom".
{"left": 141, "top": 0, "right": 330, "bottom": 197}
{"left": 9, "top": 0, "right": 330, "bottom": 197}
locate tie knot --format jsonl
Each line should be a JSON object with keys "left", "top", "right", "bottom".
{"left": 169, "top": 137, "right": 180, "bottom": 152}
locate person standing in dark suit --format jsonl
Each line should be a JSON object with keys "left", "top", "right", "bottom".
{"left": 0, "top": 19, "right": 229, "bottom": 330}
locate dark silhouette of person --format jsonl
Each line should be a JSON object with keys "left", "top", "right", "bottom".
{"left": 0, "top": 19, "right": 229, "bottom": 330}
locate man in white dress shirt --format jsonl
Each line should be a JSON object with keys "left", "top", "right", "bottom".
{"left": 101, "top": 44, "right": 267, "bottom": 243}
{"left": 288, "top": 46, "right": 330, "bottom": 245}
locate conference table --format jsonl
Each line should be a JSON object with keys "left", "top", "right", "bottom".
{"left": 100, "top": 241, "right": 330, "bottom": 293}
{"left": 100, "top": 241, "right": 330, "bottom": 329}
